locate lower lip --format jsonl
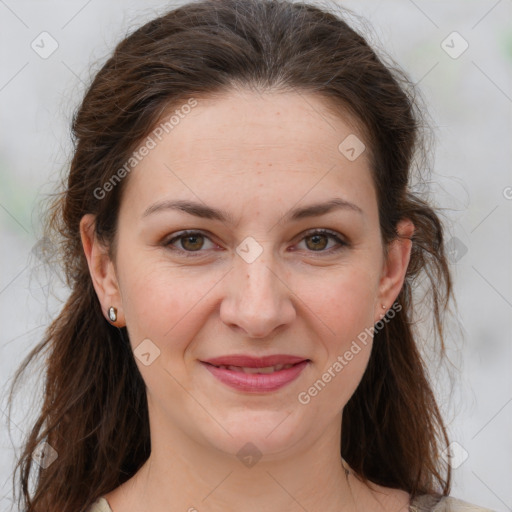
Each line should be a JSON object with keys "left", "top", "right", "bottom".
{"left": 201, "top": 360, "right": 309, "bottom": 392}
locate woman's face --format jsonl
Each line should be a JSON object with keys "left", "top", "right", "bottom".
{"left": 82, "top": 89, "right": 411, "bottom": 460}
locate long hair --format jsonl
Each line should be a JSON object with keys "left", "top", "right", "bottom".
{"left": 7, "top": 0, "right": 453, "bottom": 510}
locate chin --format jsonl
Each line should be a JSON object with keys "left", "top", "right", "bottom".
{"left": 202, "top": 411, "right": 304, "bottom": 460}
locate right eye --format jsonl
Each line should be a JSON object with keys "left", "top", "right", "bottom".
{"left": 163, "top": 230, "right": 220, "bottom": 256}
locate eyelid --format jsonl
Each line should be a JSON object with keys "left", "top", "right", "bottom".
{"left": 299, "top": 227, "right": 348, "bottom": 244}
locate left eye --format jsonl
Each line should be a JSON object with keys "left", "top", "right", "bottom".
{"left": 296, "top": 230, "right": 346, "bottom": 252}
{"left": 164, "top": 229, "right": 346, "bottom": 256}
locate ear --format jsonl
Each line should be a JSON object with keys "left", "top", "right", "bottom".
{"left": 79, "top": 213, "right": 125, "bottom": 326}
{"left": 375, "top": 219, "right": 414, "bottom": 322}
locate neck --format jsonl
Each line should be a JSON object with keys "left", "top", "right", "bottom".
{"left": 122, "top": 412, "right": 362, "bottom": 512}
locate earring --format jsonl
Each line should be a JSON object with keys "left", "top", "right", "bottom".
{"left": 108, "top": 306, "right": 117, "bottom": 323}
{"left": 381, "top": 304, "right": 387, "bottom": 309}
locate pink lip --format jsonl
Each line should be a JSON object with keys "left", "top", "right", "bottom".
{"left": 200, "top": 359, "right": 310, "bottom": 393}
{"left": 203, "top": 354, "right": 308, "bottom": 368}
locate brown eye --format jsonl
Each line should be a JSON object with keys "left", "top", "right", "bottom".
{"left": 164, "top": 231, "right": 217, "bottom": 255}
{"left": 297, "top": 229, "right": 347, "bottom": 254}
{"left": 180, "top": 233, "right": 204, "bottom": 251}
{"left": 305, "top": 233, "right": 329, "bottom": 251}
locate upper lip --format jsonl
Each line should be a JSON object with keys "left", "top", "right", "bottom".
{"left": 202, "top": 354, "right": 309, "bottom": 368}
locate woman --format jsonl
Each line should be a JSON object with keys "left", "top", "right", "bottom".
{"left": 8, "top": 0, "right": 495, "bottom": 510}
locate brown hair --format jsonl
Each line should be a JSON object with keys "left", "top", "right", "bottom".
{"left": 7, "top": 0, "right": 453, "bottom": 510}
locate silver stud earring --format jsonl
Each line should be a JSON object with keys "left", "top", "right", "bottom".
{"left": 108, "top": 306, "right": 117, "bottom": 323}
{"left": 382, "top": 304, "right": 387, "bottom": 309}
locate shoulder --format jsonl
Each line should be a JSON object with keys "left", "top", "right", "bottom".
{"left": 86, "top": 497, "right": 113, "bottom": 512}
{"left": 410, "top": 494, "right": 496, "bottom": 512}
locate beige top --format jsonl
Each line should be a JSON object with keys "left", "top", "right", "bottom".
{"left": 86, "top": 494, "right": 496, "bottom": 511}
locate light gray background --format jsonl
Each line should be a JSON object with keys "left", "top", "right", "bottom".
{"left": 1, "top": 1, "right": 511, "bottom": 511}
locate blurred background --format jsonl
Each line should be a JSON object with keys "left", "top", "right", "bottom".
{"left": 0, "top": 0, "right": 510, "bottom": 510}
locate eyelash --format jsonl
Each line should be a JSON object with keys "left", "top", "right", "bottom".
{"left": 163, "top": 229, "right": 348, "bottom": 257}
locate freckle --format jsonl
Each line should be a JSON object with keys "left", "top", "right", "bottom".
{"left": 268, "top": 163, "right": 272, "bottom": 167}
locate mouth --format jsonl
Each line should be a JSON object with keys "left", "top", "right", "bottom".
{"left": 204, "top": 362, "right": 301, "bottom": 373}
{"left": 200, "top": 359, "right": 310, "bottom": 392}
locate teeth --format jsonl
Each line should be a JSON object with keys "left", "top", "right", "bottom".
{"left": 241, "top": 365, "right": 279, "bottom": 374}
{"left": 216, "top": 363, "right": 295, "bottom": 373}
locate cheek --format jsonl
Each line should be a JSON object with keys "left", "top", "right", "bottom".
{"left": 120, "top": 264, "right": 220, "bottom": 354}
{"left": 301, "top": 262, "right": 379, "bottom": 339}
{"left": 295, "top": 266, "right": 377, "bottom": 408}
{"left": 121, "top": 267, "right": 178, "bottom": 336}
{"left": 119, "top": 268, "right": 209, "bottom": 395}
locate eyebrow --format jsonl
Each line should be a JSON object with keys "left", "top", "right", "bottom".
{"left": 141, "top": 198, "right": 363, "bottom": 224}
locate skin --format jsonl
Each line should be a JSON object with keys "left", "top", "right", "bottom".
{"left": 80, "top": 88, "right": 414, "bottom": 512}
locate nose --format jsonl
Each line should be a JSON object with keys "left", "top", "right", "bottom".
{"left": 219, "top": 246, "right": 296, "bottom": 339}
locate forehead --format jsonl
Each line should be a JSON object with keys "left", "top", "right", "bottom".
{"left": 161, "top": 89, "right": 366, "bottom": 162}
{"left": 120, "top": 89, "right": 376, "bottom": 220}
